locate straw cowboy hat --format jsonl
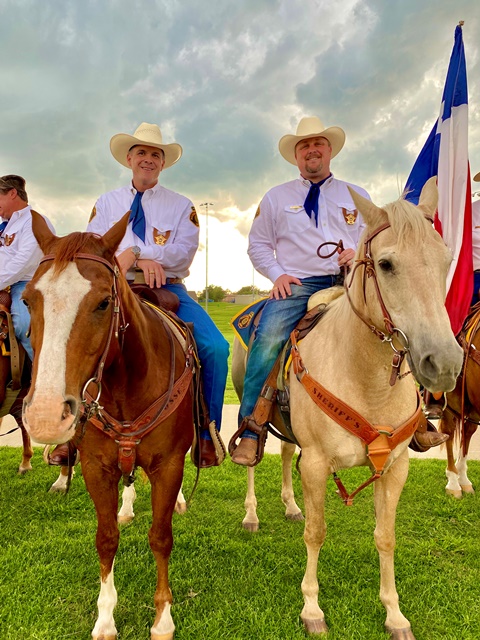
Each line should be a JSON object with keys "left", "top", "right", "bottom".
{"left": 474, "top": 171, "right": 480, "bottom": 182}
{"left": 110, "top": 122, "right": 183, "bottom": 169}
{"left": 278, "top": 116, "right": 346, "bottom": 165}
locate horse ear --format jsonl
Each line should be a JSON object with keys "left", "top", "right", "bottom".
{"left": 347, "top": 186, "right": 384, "bottom": 226}
{"left": 101, "top": 212, "right": 131, "bottom": 259}
{"left": 31, "top": 210, "right": 58, "bottom": 254}
{"left": 417, "top": 176, "right": 438, "bottom": 220}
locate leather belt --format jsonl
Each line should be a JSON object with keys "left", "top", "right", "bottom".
{"left": 166, "top": 277, "right": 183, "bottom": 284}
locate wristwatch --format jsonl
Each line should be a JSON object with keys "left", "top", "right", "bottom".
{"left": 131, "top": 245, "right": 141, "bottom": 261}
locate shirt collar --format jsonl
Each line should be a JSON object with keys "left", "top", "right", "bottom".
{"left": 298, "top": 173, "right": 334, "bottom": 188}
{"left": 129, "top": 181, "right": 162, "bottom": 195}
{"left": 7, "top": 204, "right": 31, "bottom": 224}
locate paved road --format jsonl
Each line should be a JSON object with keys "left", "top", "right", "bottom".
{"left": 3, "top": 405, "right": 479, "bottom": 460}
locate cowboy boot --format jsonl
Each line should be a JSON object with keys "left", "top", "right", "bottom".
{"left": 190, "top": 421, "right": 226, "bottom": 468}
{"left": 47, "top": 441, "right": 79, "bottom": 466}
{"left": 423, "top": 390, "right": 445, "bottom": 420}
{"left": 231, "top": 437, "right": 258, "bottom": 466}
{"left": 409, "top": 413, "right": 448, "bottom": 451}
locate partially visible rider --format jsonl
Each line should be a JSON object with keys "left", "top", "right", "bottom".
{"left": 0, "top": 175, "right": 55, "bottom": 361}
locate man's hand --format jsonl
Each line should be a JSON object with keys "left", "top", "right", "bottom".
{"left": 337, "top": 247, "right": 355, "bottom": 269}
{"left": 137, "top": 259, "right": 166, "bottom": 289}
{"left": 270, "top": 274, "right": 302, "bottom": 299}
{"left": 116, "top": 247, "right": 137, "bottom": 276}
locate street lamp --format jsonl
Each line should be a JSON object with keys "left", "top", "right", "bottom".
{"left": 200, "top": 202, "right": 213, "bottom": 313}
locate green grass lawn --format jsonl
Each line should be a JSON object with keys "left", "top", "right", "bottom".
{"left": 1, "top": 450, "right": 479, "bottom": 639}
{"left": 204, "top": 301, "right": 247, "bottom": 404}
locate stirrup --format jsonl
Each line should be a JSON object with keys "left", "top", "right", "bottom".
{"left": 228, "top": 417, "right": 268, "bottom": 466}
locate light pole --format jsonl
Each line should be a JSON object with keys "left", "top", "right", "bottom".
{"left": 200, "top": 202, "right": 213, "bottom": 313}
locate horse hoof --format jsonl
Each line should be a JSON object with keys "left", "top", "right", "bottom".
{"left": 175, "top": 501, "right": 187, "bottom": 515}
{"left": 18, "top": 466, "right": 32, "bottom": 475}
{"left": 286, "top": 511, "right": 304, "bottom": 522}
{"left": 48, "top": 485, "right": 67, "bottom": 494}
{"left": 117, "top": 514, "right": 134, "bottom": 524}
{"left": 446, "top": 488, "right": 462, "bottom": 499}
{"left": 301, "top": 616, "right": 328, "bottom": 635}
{"left": 461, "top": 484, "right": 475, "bottom": 494}
{"left": 93, "top": 635, "right": 117, "bottom": 640}
{"left": 242, "top": 521, "right": 259, "bottom": 532}
{"left": 386, "top": 625, "right": 416, "bottom": 639}
{"left": 151, "top": 633, "right": 174, "bottom": 640}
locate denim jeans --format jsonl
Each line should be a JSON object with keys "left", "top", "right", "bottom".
{"left": 239, "top": 275, "right": 338, "bottom": 438}
{"left": 164, "top": 283, "right": 229, "bottom": 433}
{"left": 472, "top": 271, "right": 480, "bottom": 307}
{"left": 10, "top": 281, "right": 33, "bottom": 362}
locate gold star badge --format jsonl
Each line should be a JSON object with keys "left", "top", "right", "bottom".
{"left": 4, "top": 233, "right": 16, "bottom": 246}
{"left": 153, "top": 229, "right": 171, "bottom": 245}
{"left": 342, "top": 208, "right": 358, "bottom": 225}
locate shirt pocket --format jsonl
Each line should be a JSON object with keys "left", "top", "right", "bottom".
{"left": 283, "top": 206, "right": 311, "bottom": 233}
{"left": 337, "top": 203, "right": 359, "bottom": 227}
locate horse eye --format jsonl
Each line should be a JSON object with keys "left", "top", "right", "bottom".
{"left": 96, "top": 297, "right": 111, "bottom": 311}
{"left": 378, "top": 259, "right": 393, "bottom": 273}
{"left": 23, "top": 299, "right": 30, "bottom": 308}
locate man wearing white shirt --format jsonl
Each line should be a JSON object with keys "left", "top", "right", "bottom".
{"left": 87, "top": 123, "right": 229, "bottom": 468}
{"left": 0, "top": 175, "right": 55, "bottom": 361}
{"left": 471, "top": 171, "right": 480, "bottom": 305}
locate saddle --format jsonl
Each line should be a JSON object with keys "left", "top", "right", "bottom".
{"left": 0, "top": 289, "right": 24, "bottom": 391}
{"left": 130, "top": 283, "right": 180, "bottom": 314}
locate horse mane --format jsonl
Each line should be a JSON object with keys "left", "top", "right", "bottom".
{"left": 50, "top": 232, "right": 106, "bottom": 273}
{"left": 382, "top": 196, "right": 430, "bottom": 248}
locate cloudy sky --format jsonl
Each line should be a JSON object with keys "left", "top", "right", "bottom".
{"left": 1, "top": 0, "right": 479, "bottom": 293}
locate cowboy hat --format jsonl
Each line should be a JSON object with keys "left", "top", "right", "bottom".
{"left": 474, "top": 171, "right": 480, "bottom": 182}
{"left": 278, "top": 116, "right": 346, "bottom": 165}
{"left": 110, "top": 122, "right": 183, "bottom": 169}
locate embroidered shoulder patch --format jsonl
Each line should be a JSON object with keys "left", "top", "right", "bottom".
{"left": 254, "top": 206, "right": 260, "bottom": 219}
{"left": 190, "top": 207, "right": 199, "bottom": 227}
{"left": 89, "top": 205, "right": 96, "bottom": 222}
{"left": 237, "top": 311, "right": 255, "bottom": 329}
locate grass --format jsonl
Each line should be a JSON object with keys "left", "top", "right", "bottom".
{"left": 204, "top": 301, "right": 247, "bottom": 404}
{"left": 1, "top": 448, "right": 479, "bottom": 639}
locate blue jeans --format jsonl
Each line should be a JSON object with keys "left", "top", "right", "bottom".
{"left": 239, "top": 275, "right": 338, "bottom": 438}
{"left": 10, "top": 281, "right": 33, "bottom": 361}
{"left": 472, "top": 271, "right": 480, "bottom": 307}
{"left": 164, "top": 283, "right": 229, "bottom": 433}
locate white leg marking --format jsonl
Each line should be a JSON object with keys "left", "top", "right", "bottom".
{"left": 151, "top": 602, "right": 174, "bottom": 637}
{"left": 118, "top": 484, "right": 137, "bottom": 523}
{"left": 49, "top": 468, "right": 74, "bottom": 494}
{"left": 92, "top": 567, "right": 118, "bottom": 639}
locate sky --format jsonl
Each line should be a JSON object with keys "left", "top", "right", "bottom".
{"left": 1, "top": 0, "right": 479, "bottom": 294}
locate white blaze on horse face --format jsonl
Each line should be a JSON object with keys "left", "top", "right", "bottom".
{"left": 26, "top": 263, "right": 91, "bottom": 443}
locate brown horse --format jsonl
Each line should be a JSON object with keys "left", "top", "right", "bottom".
{"left": 439, "top": 310, "right": 480, "bottom": 498}
{"left": 22, "top": 212, "right": 194, "bottom": 640}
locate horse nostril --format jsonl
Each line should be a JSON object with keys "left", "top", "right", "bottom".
{"left": 63, "top": 398, "right": 77, "bottom": 420}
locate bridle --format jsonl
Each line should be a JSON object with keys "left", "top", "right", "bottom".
{"left": 318, "top": 222, "right": 411, "bottom": 386}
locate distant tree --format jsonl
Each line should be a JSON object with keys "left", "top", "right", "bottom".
{"left": 235, "top": 285, "right": 262, "bottom": 296}
{"left": 197, "top": 284, "right": 227, "bottom": 302}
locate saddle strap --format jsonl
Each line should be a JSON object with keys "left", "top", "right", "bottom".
{"left": 6, "top": 312, "right": 22, "bottom": 390}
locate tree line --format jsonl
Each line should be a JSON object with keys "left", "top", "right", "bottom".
{"left": 197, "top": 285, "right": 269, "bottom": 302}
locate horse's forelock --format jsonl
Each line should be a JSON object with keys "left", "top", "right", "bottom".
{"left": 383, "top": 197, "right": 428, "bottom": 248}
{"left": 50, "top": 232, "right": 105, "bottom": 274}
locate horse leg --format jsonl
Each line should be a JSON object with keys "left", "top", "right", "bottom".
{"left": 281, "top": 441, "right": 303, "bottom": 521}
{"left": 82, "top": 455, "right": 121, "bottom": 640}
{"left": 243, "top": 466, "right": 259, "bottom": 531}
{"left": 117, "top": 483, "right": 137, "bottom": 524}
{"left": 175, "top": 484, "right": 187, "bottom": 514}
{"left": 440, "top": 414, "right": 462, "bottom": 498}
{"left": 49, "top": 465, "right": 74, "bottom": 493}
{"left": 18, "top": 424, "right": 33, "bottom": 474}
{"left": 146, "top": 458, "right": 186, "bottom": 640}
{"left": 374, "top": 451, "right": 414, "bottom": 639}
{"left": 299, "top": 454, "right": 329, "bottom": 635}
{"left": 457, "top": 423, "right": 477, "bottom": 495}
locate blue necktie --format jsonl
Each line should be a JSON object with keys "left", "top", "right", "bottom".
{"left": 303, "top": 175, "right": 331, "bottom": 228}
{"left": 0, "top": 221, "right": 8, "bottom": 233}
{"left": 129, "top": 191, "right": 145, "bottom": 242}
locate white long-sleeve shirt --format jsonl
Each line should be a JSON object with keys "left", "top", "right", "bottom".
{"left": 87, "top": 182, "right": 199, "bottom": 279}
{"left": 248, "top": 174, "right": 370, "bottom": 283}
{"left": 472, "top": 199, "right": 480, "bottom": 271}
{"left": 0, "top": 205, "right": 55, "bottom": 289}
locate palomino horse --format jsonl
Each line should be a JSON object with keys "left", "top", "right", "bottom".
{"left": 22, "top": 212, "right": 194, "bottom": 640}
{"left": 439, "top": 309, "right": 480, "bottom": 498}
{"left": 233, "top": 178, "right": 463, "bottom": 638}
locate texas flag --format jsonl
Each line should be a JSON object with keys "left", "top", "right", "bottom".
{"left": 405, "top": 24, "right": 472, "bottom": 336}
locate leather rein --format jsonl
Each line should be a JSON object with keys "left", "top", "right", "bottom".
{"left": 291, "top": 224, "right": 421, "bottom": 505}
{"left": 39, "top": 253, "right": 194, "bottom": 483}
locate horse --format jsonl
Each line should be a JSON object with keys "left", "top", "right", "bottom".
{"left": 232, "top": 177, "right": 463, "bottom": 639}
{"left": 22, "top": 211, "right": 194, "bottom": 640}
{"left": 438, "top": 309, "right": 480, "bottom": 498}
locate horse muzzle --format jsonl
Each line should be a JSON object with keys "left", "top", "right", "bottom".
{"left": 22, "top": 394, "right": 79, "bottom": 444}
{"left": 410, "top": 340, "right": 463, "bottom": 393}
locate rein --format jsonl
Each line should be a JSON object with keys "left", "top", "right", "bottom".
{"left": 39, "top": 252, "right": 194, "bottom": 484}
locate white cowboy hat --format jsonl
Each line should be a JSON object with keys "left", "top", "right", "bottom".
{"left": 474, "top": 171, "right": 480, "bottom": 182}
{"left": 110, "top": 122, "right": 183, "bottom": 169}
{"left": 278, "top": 116, "right": 346, "bottom": 165}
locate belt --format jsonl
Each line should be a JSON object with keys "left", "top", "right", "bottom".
{"left": 166, "top": 277, "right": 183, "bottom": 285}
